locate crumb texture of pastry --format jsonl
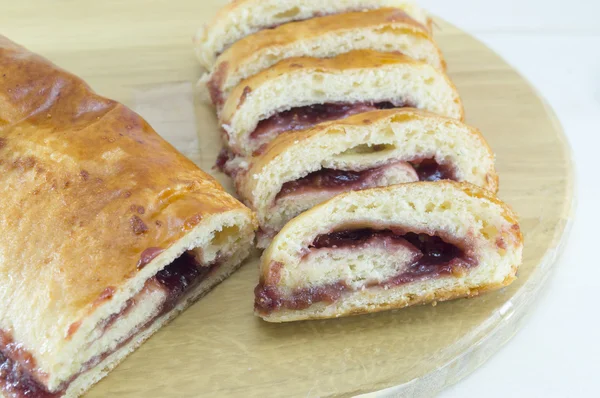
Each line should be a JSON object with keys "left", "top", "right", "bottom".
{"left": 255, "top": 181, "right": 522, "bottom": 322}
{"left": 202, "top": 8, "right": 444, "bottom": 106}
{"left": 194, "top": 0, "right": 431, "bottom": 69}
{"left": 231, "top": 108, "right": 497, "bottom": 248}
{"left": 220, "top": 50, "right": 464, "bottom": 156}
{"left": 0, "top": 36, "right": 256, "bottom": 397}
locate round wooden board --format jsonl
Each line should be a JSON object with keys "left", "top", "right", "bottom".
{"left": 0, "top": 1, "right": 574, "bottom": 397}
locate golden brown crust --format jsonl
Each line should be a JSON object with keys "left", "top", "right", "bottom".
{"left": 224, "top": 8, "right": 431, "bottom": 57}
{"left": 226, "top": 7, "right": 430, "bottom": 49}
{"left": 0, "top": 35, "right": 252, "bottom": 353}
{"left": 196, "top": 0, "right": 433, "bottom": 68}
{"left": 210, "top": 8, "right": 441, "bottom": 100}
{"left": 204, "top": 1, "right": 432, "bottom": 36}
{"left": 221, "top": 50, "right": 464, "bottom": 124}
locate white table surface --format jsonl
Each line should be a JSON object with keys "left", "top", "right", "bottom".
{"left": 419, "top": 1, "right": 600, "bottom": 397}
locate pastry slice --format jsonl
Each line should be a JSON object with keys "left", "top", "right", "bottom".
{"left": 0, "top": 36, "right": 256, "bottom": 397}
{"left": 255, "top": 181, "right": 523, "bottom": 322}
{"left": 203, "top": 8, "right": 444, "bottom": 106}
{"left": 225, "top": 108, "right": 497, "bottom": 248}
{"left": 220, "top": 50, "right": 464, "bottom": 156}
{"left": 195, "top": 0, "right": 431, "bottom": 69}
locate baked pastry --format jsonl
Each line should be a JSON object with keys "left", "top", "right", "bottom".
{"left": 195, "top": 0, "right": 431, "bottom": 69}
{"left": 0, "top": 36, "right": 256, "bottom": 397}
{"left": 220, "top": 50, "right": 464, "bottom": 156}
{"left": 224, "top": 108, "right": 498, "bottom": 248}
{"left": 255, "top": 181, "right": 522, "bottom": 322}
{"left": 202, "top": 8, "right": 445, "bottom": 106}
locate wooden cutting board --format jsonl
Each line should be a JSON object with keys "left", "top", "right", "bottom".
{"left": 0, "top": 1, "right": 574, "bottom": 396}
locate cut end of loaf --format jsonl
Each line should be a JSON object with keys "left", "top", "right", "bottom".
{"left": 255, "top": 182, "right": 522, "bottom": 322}
{"left": 220, "top": 50, "right": 464, "bottom": 156}
{"left": 233, "top": 108, "right": 496, "bottom": 246}
{"left": 195, "top": 0, "right": 432, "bottom": 70}
{"left": 207, "top": 7, "right": 444, "bottom": 105}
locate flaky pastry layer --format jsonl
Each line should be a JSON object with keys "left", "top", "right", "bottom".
{"left": 220, "top": 50, "right": 464, "bottom": 156}
{"left": 194, "top": 0, "right": 431, "bottom": 69}
{"left": 256, "top": 182, "right": 522, "bottom": 322}
{"left": 230, "top": 109, "right": 496, "bottom": 247}
{"left": 203, "top": 8, "right": 444, "bottom": 105}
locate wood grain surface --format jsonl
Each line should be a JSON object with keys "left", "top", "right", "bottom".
{"left": 0, "top": 1, "right": 574, "bottom": 396}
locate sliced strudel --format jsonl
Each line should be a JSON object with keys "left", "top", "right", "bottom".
{"left": 255, "top": 181, "right": 522, "bottom": 322}
{"left": 220, "top": 50, "right": 464, "bottom": 156}
{"left": 224, "top": 108, "right": 497, "bottom": 247}
{"left": 203, "top": 8, "right": 444, "bottom": 106}
{"left": 195, "top": 0, "right": 431, "bottom": 69}
{"left": 0, "top": 36, "right": 256, "bottom": 397}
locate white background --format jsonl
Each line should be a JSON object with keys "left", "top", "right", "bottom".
{"left": 418, "top": 1, "right": 600, "bottom": 397}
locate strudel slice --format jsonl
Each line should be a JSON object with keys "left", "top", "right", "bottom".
{"left": 220, "top": 50, "right": 463, "bottom": 156}
{"left": 195, "top": 0, "right": 431, "bottom": 69}
{"left": 203, "top": 8, "right": 444, "bottom": 106}
{"left": 0, "top": 36, "right": 256, "bottom": 397}
{"left": 255, "top": 181, "right": 522, "bottom": 322}
{"left": 224, "top": 109, "right": 497, "bottom": 248}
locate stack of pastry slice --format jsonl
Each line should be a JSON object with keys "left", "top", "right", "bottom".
{"left": 197, "top": 0, "right": 523, "bottom": 322}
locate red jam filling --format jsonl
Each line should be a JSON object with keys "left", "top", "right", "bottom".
{"left": 215, "top": 148, "right": 232, "bottom": 173}
{"left": 256, "top": 282, "right": 349, "bottom": 313}
{"left": 311, "top": 230, "right": 466, "bottom": 276}
{"left": 249, "top": 101, "right": 414, "bottom": 154}
{"left": 275, "top": 162, "right": 398, "bottom": 201}
{"left": 0, "top": 252, "right": 219, "bottom": 398}
{"left": 214, "top": 147, "right": 243, "bottom": 179}
{"left": 255, "top": 229, "right": 476, "bottom": 314}
{"left": 412, "top": 159, "right": 455, "bottom": 182}
{"left": 0, "top": 349, "right": 58, "bottom": 398}
{"left": 275, "top": 158, "right": 455, "bottom": 202}
{"left": 154, "top": 252, "right": 218, "bottom": 312}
